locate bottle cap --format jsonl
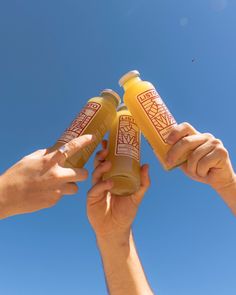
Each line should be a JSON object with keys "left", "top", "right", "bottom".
{"left": 117, "top": 103, "right": 127, "bottom": 111}
{"left": 118, "top": 70, "right": 140, "bottom": 87}
{"left": 100, "top": 89, "right": 121, "bottom": 106}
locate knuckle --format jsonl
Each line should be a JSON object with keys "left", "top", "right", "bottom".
{"left": 215, "top": 145, "right": 228, "bottom": 158}
{"left": 49, "top": 168, "right": 61, "bottom": 179}
{"left": 203, "top": 132, "right": 214, "bottom": 139}
{"left": 181, "top": 136, "right": 192, "bottom": 145}
{"left": 181, "top": 122, "right": 192, "bottom": 130}
{"left": 210, "top": 138, "right": 222, "bottom": 146}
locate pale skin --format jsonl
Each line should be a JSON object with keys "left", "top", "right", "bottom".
{"left": 87, "top": 141, "right": 154, "bottom": 295}
{"left": 166, "top": 122, "right": 236, "bottom": 215}
{"left": 0, "top": 134, "right": 95, "bottom": 219}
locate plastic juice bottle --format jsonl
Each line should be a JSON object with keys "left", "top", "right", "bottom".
{"left": 51, "top": 89, "right": 120, "bottom": 168}
{"left": 119, "top": 70, "right": 184, "bottom": 170}
{"left": 103, "top": 103, "right": 141, "bottom": 196}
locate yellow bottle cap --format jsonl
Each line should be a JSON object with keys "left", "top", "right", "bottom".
{"left": 118, "top": 70, "right": 140, "bottom": 87}
{"left": 100, "top": 89, "right": 121, "bottom": 106}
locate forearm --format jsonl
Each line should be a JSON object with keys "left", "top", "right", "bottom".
{"left": 97, "top": 231, "right": 154, "bottom": 295}
{"left": 214, "top": 175, "right": 236, "bottom": 215}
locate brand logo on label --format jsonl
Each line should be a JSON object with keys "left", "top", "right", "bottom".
{"left": 137, "top": 89, "right": 176, "bottom": 142}
{"left": 58, "top": 102, "right": 101, "bottom": 143}
{"left": 115, "top": 115, "right": 140, "bottom": 161}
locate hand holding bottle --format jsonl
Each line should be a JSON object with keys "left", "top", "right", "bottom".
{"left": 0, "top": 135, "right": 94, "bottom": 220}
{"left": 166, "top": 122, "right": 236, "bottom": 214}
{"left": 87, "top": 140, "right": 150, "bottom": 237}
{"left": 51, "top": 89, "right": 120, "bottom": 168}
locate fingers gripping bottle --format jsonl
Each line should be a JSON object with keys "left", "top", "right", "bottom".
{"left": 119, "top": 70, "right": 183, "bottom": 170}
{"left": 52, "top": 89, "right": 120, "bottom": 168}
{"left": 103, "top": 103, "right": 141, "bottom": 196}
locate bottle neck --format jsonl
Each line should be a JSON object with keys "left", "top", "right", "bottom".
{"left": 117, "top": 106, "right": 128, "bottom": 112}
{"left": 123, "top": 76, "right": 141, "bottom": 91}
{"left": 101, "top": 94, "right": 119, "bottom": 108}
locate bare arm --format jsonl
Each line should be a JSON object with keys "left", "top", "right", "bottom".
{"left": 215, "top": 180, "right": 236, "bottom": 215}
{"left": 87, "top": 141, "right": 154, "bottom": 295}
{"left": 97, "top": 231, "right": 153, "bottom": 295}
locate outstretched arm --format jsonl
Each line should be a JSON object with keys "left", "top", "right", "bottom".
{"left": 87, "top": 141, "right": 154, "bottom": 295}
{"left": 97, "top": 231, "right": 152, "bottom": 295}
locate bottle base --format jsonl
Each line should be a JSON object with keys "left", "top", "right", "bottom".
{"left": 108, "top": 175, "right": 140, "bottom": 196}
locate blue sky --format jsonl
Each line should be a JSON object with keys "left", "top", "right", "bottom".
{"left": 0, "top": 0, "right": 236, "bottom": 294}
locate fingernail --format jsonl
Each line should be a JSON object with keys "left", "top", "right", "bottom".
{"left": 86, "top": 134, "right": 96, "bottom": 141}
{"left": 166, "top": 156, "right": 173, "bottom": 166}
{"left": 143, "top": 163, "right": 149, "bottom": 171}
{"left": 166, "top": 136, "right": 174, "bottom": 145}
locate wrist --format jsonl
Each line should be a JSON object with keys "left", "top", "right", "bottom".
{"left": 213, "top": 174, "right": 236, "bottom": 214}
{"left": 97, "top": 229, "right": 131, "bottom": 252}
{"left": 213, "top": 174, "right": 236, "bottom": 196}
{"left": 0, "top": 175, "right": 9, "bottom": 219}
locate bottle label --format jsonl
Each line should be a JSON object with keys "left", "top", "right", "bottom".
{"left": 137, "top": 89, "right": 177, "bottom": 143}
{"left": 58, "top": 102, "right": 101, "bottom": 143}
{"left": 115, "top": 115, "right": 140, "bottom": 162}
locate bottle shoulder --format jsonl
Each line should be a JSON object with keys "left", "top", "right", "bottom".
{"left": 88, "top": 96, "right": 118, "bottom": 110}
{"left": 117, "top": 109, "right": 132, "bottom": 117}
{"left": 124, "top": 80, "right": 155, "bottom": 97}
{"left": 88, "top": 96, "right": 103, "bottom": 104}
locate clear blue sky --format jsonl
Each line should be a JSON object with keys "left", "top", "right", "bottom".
{"left": 0, "top": 0, "right": 236, "bottom": 294}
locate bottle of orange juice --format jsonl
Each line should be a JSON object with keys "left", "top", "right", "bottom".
{"left": 51, "top": 89, "right": 120, "bottom": 168}
{"left": 103, "top": 103, "right": 141, "bottom": 196}
{"left": 119, "top": 70, "right": 183, "bottom": 170}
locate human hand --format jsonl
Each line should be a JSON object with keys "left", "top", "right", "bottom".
{"left": 166, "top": 122, "right": 236, "bottom": 193}
{"left": 0, "top": 134, "right": 94, "bottom": 219}
{"left": 87, "top": 140, "right": 150, "bottom": 239}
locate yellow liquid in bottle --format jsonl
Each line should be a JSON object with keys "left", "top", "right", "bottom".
{"left": 120, "top": 70, "right": 184, "bottom": 170}
{"left": 50, "top": 90, "right": 120, "bottom": 168}
{"left": 103, "top": 104, "right": 141, "bottom": 196}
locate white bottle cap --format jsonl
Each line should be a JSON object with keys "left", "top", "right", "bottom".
{"left": 100, "top": 89, "right": 121, "bottom": 106}
{"left": 118, "top": 70, "right": 140, "bottom": 87}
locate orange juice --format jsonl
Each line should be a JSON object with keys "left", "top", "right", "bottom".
{"left": 119, "top": 70, "right": 183, "bottom": 170}
{"left": 51, "top": 89, "right": 120, "bottom": 168}
{"left": 103, "top": 104, "right": 141, "bottom": 196}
